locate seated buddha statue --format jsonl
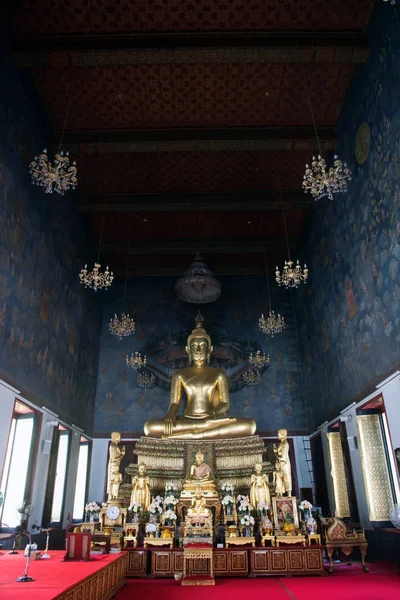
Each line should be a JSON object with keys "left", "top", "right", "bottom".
{"left": 183, "top": 449, "right": 216, "bottom": 492}
{"left": 144, "top": 313, "right": 256, "bottom": 440}
{"left": 187, "top": 488, "right": 209, "bottom": 518}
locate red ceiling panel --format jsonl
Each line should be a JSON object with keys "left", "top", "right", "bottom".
{"left": 77, "top": 150, "right": 312, "bottom": 194}
{"left": 16, "top": 0, "right": 375, "bottom": 35}
{"left": 34, "top": 62, "right": 351, "bottom": 131}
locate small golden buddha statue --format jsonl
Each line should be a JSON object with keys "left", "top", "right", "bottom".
{"left": 188, "top": 488, "right": 209, "bottom": 518}
{"left": 250, "top": 462, "right": 270, "bottom": 508}
{"left": 144, "top": 313, "right": 256, "bottom": 440}
{"left": 130, "top": 463, "right": 151, "bottom": 510}
{"left": 107, "top": 431, "right": 125, "bottom": 503}
{"left": 273, "top": 429, "right": 292, "bottom": 497}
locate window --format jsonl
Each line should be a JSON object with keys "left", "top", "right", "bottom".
{"left": 72, "top": 437, "right": 91, "bottom": 522}
{"left": 49, "top": 428, "right": 70, "bottom": 523}
{"left": 0, "top": 401, "right": 39, "bottom": 527}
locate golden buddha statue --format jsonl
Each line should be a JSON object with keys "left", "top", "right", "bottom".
{"left": 273, "top": 429, "right": 292, "bottom": 497}
{"left": 187, "top": 487, "right": 209, "bottom": 518}
{"left": 130, "top": 463, "right": 151, "bottom": 510}
{"left": 250, "top": 462, "right": 270, "bottom": 509}
{"left": 107, "top": 431, "right": 125, "bottom": 503}
{"left": 144, "top": 313, "right": 256, "bottom": 440}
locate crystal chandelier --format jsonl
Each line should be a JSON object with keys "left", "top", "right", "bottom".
{"left": 258, "top": 252, "right": 286, "bottom": 336}
{"left": 137, "top": 370, "right": 155, "bottom": 389}
{"left": 79, "top": 209, "right": 114, "bottom": 291}
{"left": 79, "top": 262, "right": 114, "bottom": 291}
{"left": 302, "top": 154, "right": 351, "bottom": 201}
{"left": 258, "top": 311, "right": 286, "bottom": 337}
{"left": 249, "top": 350, "right": 270, "bottom": 369}
{"left": 109, "top": 232, "right": 135, "bottom": 338}
{"left": 175, "top": 253, "right": 221, "bottom": 304}
{"left": 126, "top": 352, "right": 147, "bottom": 370}
{"left": 275, "top": 260, "right": 308, "bottom": 288}
{"left": 109, "top": 313, "right": 136, "bottom": 339}
{"left": 29, "top": 149, "right": 77, "bottom": 195}
{"left": 242, "top": 369, "right": 262, "bottom": 386}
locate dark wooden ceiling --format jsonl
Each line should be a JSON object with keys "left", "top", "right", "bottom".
{"left": 13, "top": 0, "right": 376, "bottom": 275}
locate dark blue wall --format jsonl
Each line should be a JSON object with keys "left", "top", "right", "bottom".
{"left": 93, "top": 275, "right": 310, "bottom": 436}
{"left": 297, "top": 4, "right": 400, "bottom": 427}
{"left": 0, "top": 29, "right": 102, "bottom": 432}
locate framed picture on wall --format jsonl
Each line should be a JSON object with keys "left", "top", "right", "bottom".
{"left": 271, "top": 496, "right": 299, "bottom": 530}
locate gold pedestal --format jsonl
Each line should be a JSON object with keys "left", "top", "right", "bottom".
{"left": 275, "top": 535, "right": 306, "bottom": 547}
{"left": 307, "top": 534, "right": 321, "bottom": 546}
{"left": 144, "top": 537, "right": 174, "bottom": 549}
{"left": 226, "top": 536, "right": 255, "bottom": 548}
{"left": 261, "top": 535, "right": 276, "bottom": 547}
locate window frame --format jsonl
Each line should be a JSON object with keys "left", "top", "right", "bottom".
{"left": 72, "top": 436, "right": 92, "bottom": 524}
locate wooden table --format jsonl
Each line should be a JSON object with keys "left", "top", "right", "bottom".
{"left": 182, "top": 543, "right": 214, "bottom": 586}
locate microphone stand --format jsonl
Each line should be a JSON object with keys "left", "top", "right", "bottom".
{"left": 16, "top": 531, "right": 35, "bottom": 582}
{"left": 42, "top": 528, "right": 51, "bottom": 559}
{"left": 8, "top": 524, "right": 19, "bottom": 554}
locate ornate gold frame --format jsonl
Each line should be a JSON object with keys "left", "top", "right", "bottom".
{"left": 271, "top": 496, "right": 299, "bottom": 529}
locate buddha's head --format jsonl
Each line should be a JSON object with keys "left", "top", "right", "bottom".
{"left": 195, "top": 486, "right": 202, "bottom": 499}
{"left": 275, "top": 461, "right": 282, "bottom": 472}
{"left": 186, "top": 313, "right": 212, "bottom": 366}
{"left": 111, "top": 431, "right": 121, "bottom": 444}
{"left": 138, "top": 463, "right": 146, "bottom": 475}
{"left": 255, "top": 462, "right": 263, "bottom": 474}
{"left": 277, "top": 428, "right": 287, "bottom": 441}
{"left": 195, "top": 450, "right": 205, "bottom": 465}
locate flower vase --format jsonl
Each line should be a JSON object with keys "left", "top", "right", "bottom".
{"left": 244, "top": 526, "right": 251, "bottom": 537}
{"left": 89, "top": 512, "right": 95, "bottom": 523}
{"left": 151, "top": 514, "right": 158, "bottom": 525}
{"left": 226, "top": 504, "right": 233, "bottom": 516}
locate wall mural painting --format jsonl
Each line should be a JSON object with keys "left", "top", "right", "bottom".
{"left": 296, "top": 4, "right": 400, "bottom": 428}
{"left": 94, "top": 276, "right": 310, "bottom": 435}
{"left": 0, "top": 53, "right": 102, "bottom": 432}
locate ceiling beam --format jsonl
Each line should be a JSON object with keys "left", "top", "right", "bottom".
{"left": 100, "top": 239, "right": 299, "bottom": 255}
{"left": 77, "top": 191, "right": 313, "bottom": 212}
{"left": 14, "top": 31, "right": 369, "bottom": 67}
{"left": 56, "top": 126, "right": 337, "bottom": 153}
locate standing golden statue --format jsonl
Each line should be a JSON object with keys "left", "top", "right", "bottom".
{"left": 144, "top": 313, "right": 256, "bottom": 439}
{"left": 250, "top": 462, "right": 270, "bottom": 508}
{"left": 273, "top": 429, "right": 292, "bottom": 497}
{"left": 107, "top": 431, "right": 125, "bottom": 502}
{"left": 130, "top": 463, "right": 151, "bottom": 510}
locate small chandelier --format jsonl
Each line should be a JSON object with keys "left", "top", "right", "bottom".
{"left": 126, "top": 352, "right": 147, "bottom": 370}
{"left": 137, "top": 370, "right": 155, "bottom": 389}
{"left": 175, "top": 253, "right": 221, "bottom": 304}
{"left": 29, "top": 149, "right": 77, "bottom": 195}
{"left": 258, "top": 311, "right": 286, "bottom": 337}
{"left": 79, "top": 262, "right": 114, "bottom": 291}
{"left": 109, "top": 232, "right": 135, "bottom": 338}
{"left": 242, "top": 369, "right": 262, "bottom": 386}
{"left": 302, "top": 154, "right": 351, "bottom": 201}
{"left": 249, "top": 350, "right": 270, "bottom": 369}
{"left": 275, "top": 260, "right": 308, "bottom": 288}
{"left": 109, "top": 313, "right": 136, "bottom": 339}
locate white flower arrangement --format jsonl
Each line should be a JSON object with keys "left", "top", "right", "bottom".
{"left": 128, "top": 502, "right": 142, "bottom": 513}
{"left": 221, "top": 482, "right": 234, "bottom": 493}
{"left": 240, "top": 515, "right": 255, "bottom": 526}
{"left": 165, "top": 482, "right": 178, "bottom": 492}
{"left": 299, "top": 500, "right": 313, "bottom": 511}
{"left": 163, "top": 509, "right": 177, "bottom": 521}
{"left": 221, "top": 495, "right": 235, "bottom": 506}
{"left": 257, "top": 501, "right": 269, "bottom": 514}
{"left": 237, "top": 495, "right": 253, "bottom": 513}
{"left": 154, "top": 495, "right": 164, "bottom": 505}
{"left": 85, "top": 501, "right": 101, "bottom": 513}
{"left": 165, "top": 495, "right": 178, "bottom": 506}
{"left": 148, "top": 500, "right": 163, "bottom": 514}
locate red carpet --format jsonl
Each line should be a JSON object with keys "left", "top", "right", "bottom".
{"left": 116, "top": 564, "right": 400, "bottom": 600}
{"left": 0, "top": 550, "right": 123, "bottom": 599}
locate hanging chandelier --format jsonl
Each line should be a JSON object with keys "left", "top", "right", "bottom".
{"left": 29, "top": 85, "right": 77, "bottom": 195}
{"left": 258, "top": 251, "right": 286, "bottom": 336}
{"left": 109, "top": 313, "right": 136, "bottom": 339}
{"left": 109, "top": 229, "right": 136, "bottom": 338}
{"left": 275, "top": 260, "right": 308, "bottom": 288}
{"left": 137, "top": 370, "right": 155, "bottom": 389}
{"left": 275, "top": 163, "right": 309, "bottom": 289}
{"left": 175, "top": 253, "right": 221, "bottom": 304}
{"left": 242, "top": 369, "right": 262, "bottom": 386}
{"left": 29, "top": 149, "right": 77, "bottom": 195}
{"left": 79, "top": 205, "right": 114, "bottom": 291}
{"left": 302, "top": 154, "right": 351, "bottom": 201}
{"left": 249, "top": 350, "right": 270, "bottom": 369}
{"left": 79, "top": 262, "right": 114, "bottom": 291}
{"left": 126, "top": 352, "right": 147, "bottom": 370}
{"left": 258, "top": 311, "right": 286, "bottom": 337}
